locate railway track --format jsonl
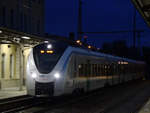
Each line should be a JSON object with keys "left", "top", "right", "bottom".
{"left": 0, "top": 95, "right": 46, "bottom": 113}
{"left": 16, "top": 80, "right": 144, "bottom": 113}
{"left": 2, "top": 80, "right": 149, "bottom": 113}
{"left": 19, "top": 80, "right": 150, "bottom": 113}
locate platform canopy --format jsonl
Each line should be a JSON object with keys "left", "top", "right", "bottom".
{"left": 0, "top": 27, "right": 47, "bottom": 47}
{"left": 132, "top": 0, "right": 150, "bottom": 27}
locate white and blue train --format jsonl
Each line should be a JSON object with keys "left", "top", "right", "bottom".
{"left": 26, "top": 40, "right": 146, "bottom": 96}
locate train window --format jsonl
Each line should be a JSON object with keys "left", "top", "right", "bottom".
{"left": 101, "top": 64, "right": 104, "bottom": 76}
{"left": 87, "top": 64, "right": 91, "bottom": 77}
{"left": 98, "top": 64, "right": 100, "bottom": 76}
{"left": 94, "top": 64, "right": 96, "bottom": 76}
{"left": 113, "top": 64, "right": 116, "bottom": 75}
{"left": 110, "top": 65, "right": 112, "bottom": 75}
{"left": 85, "top": 64, "right": 88, "bottom": 77}
{"left": 96, "top": 64, "right": 98, "bottom": 76}
{"left": 33, "top": 42, "right": 68, "bottom": 74}
{"left": 115, "top": 64, "right": 118, "bottom": 75}
{"left": 79, "top": 64, "right": 84, "bottom": 77}
{"left": 95, "top": 64, "right": 97, "bottom": 76}
{"left": 78, "top": 64, "right": 81, "bottom": 76}
{"left": 99, "top": 64, "right": 101, "bottom": 76}
{"left": 108, "top": 65, "right": 111, "bottom": 76}
{"left": 74, "top": 56, "right": 77, "bottom": 77}
{"left": 92, "top": 64, "right": 95, "bottom": 77}
{"left": 105, "top": 65, "right": 107, "bottom": 75}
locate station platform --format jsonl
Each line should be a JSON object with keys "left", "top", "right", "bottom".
{"left": 0, "top": 87, "right": 27, "bottom": 100}
{"left": 139, "top": 99, "right": 150, "bottom": 113}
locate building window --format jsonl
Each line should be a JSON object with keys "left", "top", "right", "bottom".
{"left": 37, "top": 20, "right": 40, "bottom": 34}
{"left": 10, "top": 54, "right": 14, "bottom": 79}
{"left": 20, "top": 12, "right": 23, "bottom": 31}
{"left": 10, "top": 9, "right": 14, "bottom": 28}
{"left": 28, "top": 16, "right": 31, "bottom": 33}
{"left": 24, "top": 14, "right": 27, "bottom": 32}
{"left": 1, "top": 54, "right": 5, "bottom": 78}
{"left": 2, "top": 6, "right": 6, "bottom": 26}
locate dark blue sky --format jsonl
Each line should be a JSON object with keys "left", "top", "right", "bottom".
{"left": 45, "top": 0, "right": 150, "bottom": 48}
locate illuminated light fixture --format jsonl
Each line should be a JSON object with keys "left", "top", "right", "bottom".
{"left": 76, "top": 40, "right": 81, "bottom": 44}
{"left": 44, "top": 41, "right": 49, "bottom": 43}
{"left": 118, "top": 61, "right": 128, "bottom": 65}
{"left": 88, "top": 45, "right": 92, "bottom": 49}
{"left": 47, "top": 44, "right": 52, "bottom": 49}
{"left": 21, "top": 36, "right": 30, "bottom": 40}
{"left": 78, "top": 65, "right": 82, "bottom": 68}
{"left": 40, "top": 50, "right": 45, "bottom": 54}
{"left": 54, "top": 72, "right": 60, "bottom": 79}
{"left": 0, "top": 30, "right": 2, "bottom": 34}
{"left": 47, "top": 50, "right": 54, "bottom": 54}
{"left": 97, "top": 48, "right": 100, "bottom": 50}
{"left": 124, "top": 62, "right": 128, "bottom": 65}
{"left": 32, "top": 73, "right": 37, "bottom": 79}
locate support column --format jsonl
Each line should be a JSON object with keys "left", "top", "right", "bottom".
{"left": 0, "top": 45, "right": 1, "bottom": 90}
{"left": 19, "top": 45, "right": 24, "bottom": 91}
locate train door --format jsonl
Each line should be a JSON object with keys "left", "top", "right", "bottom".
{"left": 104, "top": 60, "right": 110, "bottom": 86}
{"left": 119, "top": 60, "right": 125, "bottom": 83}
{"left": 107, "top": 61, "right": 113, "bottom": 85}
{"left": 118, "top": 60, "right": 122, "bottom": 83}
{"left": 111, "top": 62, "right": 117, "bottom": 85}
{"left": 85, "top": 59, "right": 90, "bottom": 91}
{"left": 65, "top": 54, "right": 76, "bottom": 94}
{"left": 66, "top": 54, "right": 87, "bottom": 94}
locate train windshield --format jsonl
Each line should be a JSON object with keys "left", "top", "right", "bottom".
{"left": 33, "top": 41, "right": 68, "bottom": 74}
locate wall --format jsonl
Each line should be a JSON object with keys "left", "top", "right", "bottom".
{"left": 0, "top": 44, "right": 31, "bottom": 89}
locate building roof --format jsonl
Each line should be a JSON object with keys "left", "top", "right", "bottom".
{"left": 132, "top": 0, "right": 150, "bottom": 27}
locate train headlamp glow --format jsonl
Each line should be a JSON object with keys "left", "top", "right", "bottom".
{"left": 54, "top": 73, "right": 60, "bottom": 79}
{"left": 40, "top": 50, "right": 45, "bottom": 54}
{"left": 47, "top": 44, "right": 52, "bottom": 49}
{"left": 32, "top": 73, "right": 37, "bottom": 78}
{"left": 47, "top": 50, "right": 54, "bottom": 54}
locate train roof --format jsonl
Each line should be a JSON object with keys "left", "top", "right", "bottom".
{"left": 37, "top": 39, "right": 145, "bottom": 65}
{"left": 70, "top": 46, "right": 145, "bottom": 65}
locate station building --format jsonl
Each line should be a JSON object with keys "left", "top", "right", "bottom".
{"left": 0, "top": 0, "right": 45, "bottom": 36}
{"left": 0, "top": 0, "right": 45, "bottom": 90}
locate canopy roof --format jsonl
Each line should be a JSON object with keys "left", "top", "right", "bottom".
{"left": 132, "top": 0, "right": 150, "bottom": 27}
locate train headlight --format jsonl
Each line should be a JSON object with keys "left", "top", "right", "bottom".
{"left": 54, "top": 72, "right": 60, "bottom": 79}
{"left": 32, "top": 73, "right": 37, "bottom": 78}
{"left": 47, "top": 44, "right": 52, "bottom": 49}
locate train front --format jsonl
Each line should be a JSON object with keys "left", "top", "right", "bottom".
{"left": 26, "top": 41, "right": 68, "bottom": 97}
